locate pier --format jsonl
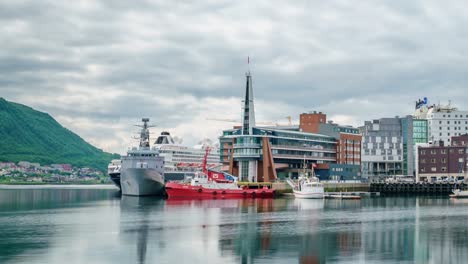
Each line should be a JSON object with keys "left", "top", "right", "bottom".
{"left": 370, "top": 182, "right": 467, "bottom": 195}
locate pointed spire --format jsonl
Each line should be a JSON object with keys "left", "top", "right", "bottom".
{"left": 241, "top": 61, "right": 256, "bottom": 135}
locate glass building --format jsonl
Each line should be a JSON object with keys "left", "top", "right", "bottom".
{"left": 220, "top": 127, "right": 337, "bottom": 181}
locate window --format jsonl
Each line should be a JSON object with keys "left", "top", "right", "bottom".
{"left": 448, "top": 133, "right": 451, "bottom": 136}
{"left": 431, "top": 150, "right": 437, "bottom": 154}
{"left": 447, "top": 121, "right": 450, "bottom": 124}
{"left": 431, "top": 167, "right": 437, "bottom": 172}
{"left": 441, "top": 167, "right": 447, "bottom": 172}
{"left": 431, "top": 158, "right": 436, "bottom": 163}
{"left": 441, "top": 149, "right": 447, "bottom": 154}
{"left": 441, "top": 158, "right": 446, "bottom": 163}
{"left": 440, "top": 121, "right": 442, "bottom": 124}
{"left": 459, "top": 149, "right": 464, "bottom": 154}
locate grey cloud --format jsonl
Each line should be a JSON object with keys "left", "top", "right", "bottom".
{"left": 1, "top": 0, "right": 468, "bottom": 153}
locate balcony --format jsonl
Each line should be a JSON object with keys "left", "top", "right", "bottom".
{"left": 233, "top": 143, "right": 261, "bottom": 149}
{"left": 272, "top": 154, "right": 336, "bottom": 162}
{"left": 233, "top": 153, "right": 261, "bottom": 158}
{"left": 272, "top": 144, "right": 335, "bottom": 153}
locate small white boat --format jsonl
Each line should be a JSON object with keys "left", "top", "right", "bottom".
{"left": 293, "top": 177, "right": 324, "bottom": 199}
{"left": 450, "top": 189, "right": 468, "bottom": 198}
{"left": 286, "top": 156, "right": 324, "bottom": 199}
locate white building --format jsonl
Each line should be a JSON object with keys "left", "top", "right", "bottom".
{"left": 414, "top": 101, "right": 468, "bottom": 146}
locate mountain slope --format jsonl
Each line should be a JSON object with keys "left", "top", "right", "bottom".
{"left": 0, "top": 98, "right": 119, "bottom": 171}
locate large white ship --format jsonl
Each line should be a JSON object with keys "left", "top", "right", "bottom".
{"left": 153, "top": 131, "right": 221, "bottom": 180}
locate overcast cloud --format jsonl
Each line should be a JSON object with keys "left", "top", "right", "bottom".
{"left": 1, "top": 0, "right": 468, "bottom": 154}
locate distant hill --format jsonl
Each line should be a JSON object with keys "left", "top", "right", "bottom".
{"left": 0, "top": 98, "right": 119, "bottom": 171}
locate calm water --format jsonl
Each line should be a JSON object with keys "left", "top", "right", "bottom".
{"left": 0, "top": 186, "right": 467, "bottom": 264}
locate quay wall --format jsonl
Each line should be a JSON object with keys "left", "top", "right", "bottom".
{"left": 370, "top": 182, "right": 467, "bottom": 194}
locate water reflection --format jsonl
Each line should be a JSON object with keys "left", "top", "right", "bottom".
{"left": 1, "top": 188, "right": 468, "bottom": 264}
{"left": 119, "top": 196, "right": 163, "bottom": 264}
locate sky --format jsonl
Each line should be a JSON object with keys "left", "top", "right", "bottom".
{"left": 1, "top": 0, "right": 468, "bottom": 154}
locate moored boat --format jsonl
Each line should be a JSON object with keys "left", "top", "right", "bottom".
{"left": 286, "top": 157, "right": 324, "bottom": 199}
{"left": 450, "top": 189, "right": 468, "bottom": 198}
{"left": 289, "top": 177, "right": 324, "bottom": 199}
{"left": 165, "top": 149, "right": 275, "bottom": 199}
{"left": 108, "top": 159, "right": 121, "bottom": 189}
{"left": 120, "top": 118, "right": 165, "bottom": 196}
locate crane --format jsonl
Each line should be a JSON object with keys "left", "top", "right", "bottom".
{"left": 206, "top": 117, "right": 295, "bottom": 126}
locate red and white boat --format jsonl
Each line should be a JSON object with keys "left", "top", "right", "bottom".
{"left": 165, "top": 149, "right": 275, "bottom": 199}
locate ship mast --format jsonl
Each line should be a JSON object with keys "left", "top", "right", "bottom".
{"left": 135, "top": 118, "right": 153, "bottom": 148}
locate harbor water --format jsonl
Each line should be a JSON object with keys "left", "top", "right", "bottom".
{"left": 1, "top": 185, "right": 467, "bottom": 264}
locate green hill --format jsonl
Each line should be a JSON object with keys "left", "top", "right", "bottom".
{"left": 0, "top": 98, "right": 119, "bottom": 171}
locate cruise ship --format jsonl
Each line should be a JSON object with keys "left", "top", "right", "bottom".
{"left": 108, "top": 131, "right": 221, "bottom": 187}
{"left": 153, "top": 132, "right": 221, "bottom": 180}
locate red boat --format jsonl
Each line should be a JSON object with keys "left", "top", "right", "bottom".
{"left": 165, "top": 148, "right": 275, "bottom": 199}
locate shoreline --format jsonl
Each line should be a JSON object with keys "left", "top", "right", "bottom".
{"left": 0, "top": 184, "right": 119, "bottom": 190}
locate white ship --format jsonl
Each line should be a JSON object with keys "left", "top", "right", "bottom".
{"left": 152, "top": 132, "right": 221, "bottom": 180}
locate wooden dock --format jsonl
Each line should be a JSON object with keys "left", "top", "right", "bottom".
{"left": 370, "top": 182, "right": 467, "bottom": 195}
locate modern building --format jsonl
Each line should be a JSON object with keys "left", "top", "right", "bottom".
{"left": 413, "top": 99, "right": 468, "bottom": 145}
{"left": 220, "top": 126, "right": 337, "bottom": 181}
{"left": 219, "top": 71, "right": 362, "bottom": 182}
{"left": 299, "top": 112, "right": 362, "bottom": 180}
{"left": 416, "top": 134, "right": 468, "bottom": 182}
{"left": 360, "top": 116, "right": 418, "bottom": 179}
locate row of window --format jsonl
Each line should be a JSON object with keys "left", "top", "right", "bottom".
{"left": 421, "top": 158, "right": 449, "bottom": 164}
{"left": 434, "top": 120, "right": 468, "bottom": 125}
{"left": 435, "top": 126, "right": 468, "bottom": 130}
{"left": 435, "top": 114, "right": 468, "bottom": 118}
{"left": 438, "top": 132, "right": 468, "bottom": 137}
{"left": 420, "top": 149, "right": 465, "bottom": 155}
{"left": 420, "top": 167, "right": 447, "bottom": 172}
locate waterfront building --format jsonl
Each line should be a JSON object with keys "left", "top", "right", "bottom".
{"left": 219, "top": 71, "right": 362, "bottom": 182}
{"left": 299, "top": 112, "right": 362, "bottom": 180}
{"left": 360, "top": 116, "right": 417, "bottom": 179}
{"left": 416, "top": 134, "right": 468, "bottom": 182}
{"left": 413, "top": 99, "right": 468, "bottom": 145}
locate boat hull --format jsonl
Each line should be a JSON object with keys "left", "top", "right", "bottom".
{"left": 121, "top": 168, "right": 165, "bottom": 196}
{"left": 165, "top": 182, "right": 275, "bottom": 199}
{"left": 293, "top": 190, "right": 324, "bottom": 199}
{"left": 109, "top": 172, "right": 121, "bottom": 189}
{"left": 450, "top": 190, "right": 468, "bottom": 198}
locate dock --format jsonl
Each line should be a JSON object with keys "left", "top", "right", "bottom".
{"left": 370, "top": 182, "right": 467, "bottom": 195}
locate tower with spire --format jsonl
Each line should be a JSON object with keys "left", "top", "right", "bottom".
{"left": 241, "top": 64, "right": 256, "bottom": 135}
